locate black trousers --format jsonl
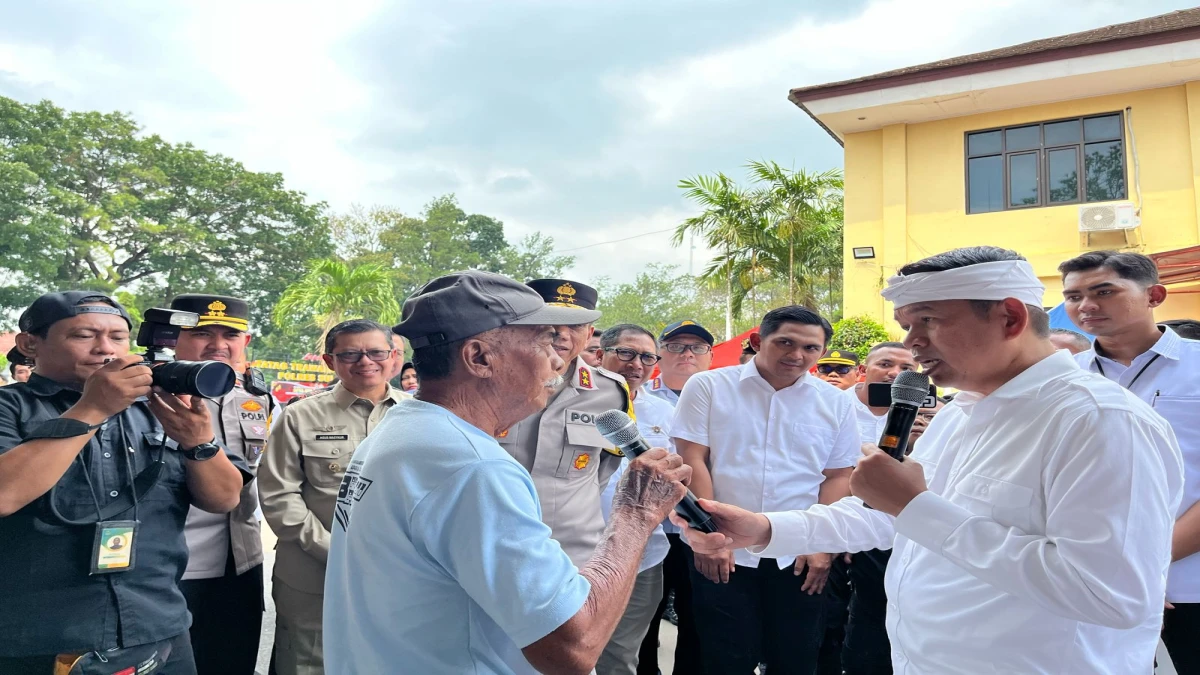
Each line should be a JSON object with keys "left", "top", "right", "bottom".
{"left": 816, "top": 556, "right": 852, "bottom": 675}
{"left": 842, "top": 549, "right": 892, "bottom": 675}
{"left": 638, "top": 533, "right": 702, "bottom": 675}
{"left": 0, "top": 632, "right": 196, "bottom": 675}
{"left": 179, "top": 560, "right": 265, "bottom": 675}
{"left": 690, "top": 554, "right": 827, "bottom": 675}
{"left": 1162, "top": 601, "right": 1200, "bottom": 674}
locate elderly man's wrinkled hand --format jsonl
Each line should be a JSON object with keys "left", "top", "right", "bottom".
{"left": 612, "top": 448, "right": 691, "bottom": 526}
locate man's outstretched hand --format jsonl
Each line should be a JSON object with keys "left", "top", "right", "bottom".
{"left": 669, "top": 498, "right": 772, "bottom": 555}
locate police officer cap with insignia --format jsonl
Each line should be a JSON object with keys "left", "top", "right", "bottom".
{"left": 525, "top": 279, "right": 601, "bottom": 321}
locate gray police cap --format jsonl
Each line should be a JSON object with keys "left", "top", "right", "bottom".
{"left": 395, "top": 270, "right": 602, "bottom": 349}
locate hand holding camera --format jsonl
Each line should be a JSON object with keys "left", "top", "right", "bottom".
{"left": 77, "top": 355, "right": 155, "bottom": 421}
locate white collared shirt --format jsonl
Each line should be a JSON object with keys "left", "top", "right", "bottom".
{"left": 671, "top": 357, "right": 860, "bottom": 568}
{"left": 751, "top": 350, "right": 1182, "bottom": 674}
{"left": 1077, "top": 327, "right": 1200, "bottom": 602}
{"left": 847, "top": 384, "right": 887, "bottom": 447}
{"left": 600, "top": 393, "right": 673, "bottom": 571}
{"left": 642, "top": 375, "right": 680, "bottom": 406}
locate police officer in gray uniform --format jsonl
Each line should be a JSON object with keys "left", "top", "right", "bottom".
{"left": 172, "top": 294, "right": 278, "bottom": 675}
{"left": 496, "top": 279, "right": 632, "bottom": 567}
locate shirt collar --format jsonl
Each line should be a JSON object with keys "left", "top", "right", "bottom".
{"left": 24, "top": 373, "right": 79, "bottom": 397}
{"left": 331, "top": 381, "right": 405, "bottom": 410}
{"left": 738, "top": 356, "right": 816, "bottom": 389}
{"left": 966, "top": 349, "right": 1079, "bottom": 403}
{"left": 1083, "top": 325, "right": 1180, "bottom": 368}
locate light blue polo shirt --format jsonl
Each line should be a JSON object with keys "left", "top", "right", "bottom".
{"left": 323, "top": 398, "right": 591, "bottom": 674}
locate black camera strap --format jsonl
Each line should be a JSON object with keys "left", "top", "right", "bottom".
{"left": 31, "top": 399, "right": 165, "bottom": 526}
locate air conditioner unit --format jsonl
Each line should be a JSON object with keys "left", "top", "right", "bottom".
{"left": 1078, "top": 202, "right": 1140, "bottom": 232}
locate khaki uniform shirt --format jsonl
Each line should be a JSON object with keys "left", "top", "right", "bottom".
{"left": 498, "top": 357, "right": 631, "bottom": 566}
{"left": 182, "top": 379, "right": 278, "bottom": 579}
{"left": 259, "top": 382, "right": 409, "bottom": 594}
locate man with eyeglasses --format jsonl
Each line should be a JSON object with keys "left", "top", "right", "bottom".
{"left": 496, "top": 279, "right": 632, "bottom": 568}
{"left": 596, "top": 324, "right": 673, "bottom": 675}
{"left": 638, "top": 319, "right": 712, "bottom": 675}
{"left": 645, "top": 320, "right": 714, "bottom": 406}
{"left": 259, "top": 319, "right": 410, "bottom": 675}
{"left": 815, "top": 350, "right": 859, "bottom": 391}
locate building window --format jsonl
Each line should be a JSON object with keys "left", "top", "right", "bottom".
{"left": 965, "top": 113, "right": 1126, "bottom": 214}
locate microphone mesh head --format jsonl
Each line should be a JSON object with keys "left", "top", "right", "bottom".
{"left": 891, "top": 370, "right": 931, "bottom": 406}
{"left": 595, "top": 409, "right": 639, "bottom": 446}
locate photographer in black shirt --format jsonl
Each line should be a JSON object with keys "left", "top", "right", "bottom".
{"left": 0, "top": 291, "right": 249, "bottom": 675}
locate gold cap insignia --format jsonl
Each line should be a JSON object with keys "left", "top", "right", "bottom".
{"left": 554, "top": 282, "right": 577, "bottom": 304}
{"left": 207, "top": 300, "right": 227, "bottom": 317}
{"left": 831, "top": 351, "right": 841, "bottom": 358}
{"left": 681, "top": 320, "right": 695, "bottom": 326}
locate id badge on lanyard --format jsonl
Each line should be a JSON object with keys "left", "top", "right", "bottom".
{"left": 90, "top": 519, "right": 139, "bottom": 575}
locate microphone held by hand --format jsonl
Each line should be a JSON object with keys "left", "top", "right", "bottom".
{"left": 863, "top": 370, "right": 930, "bottom": 510}
{"left": 595, "top": 409, "right": 718, "bottom": 534}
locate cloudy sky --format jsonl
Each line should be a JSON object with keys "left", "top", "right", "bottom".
{"left": 0, "top": 0, "right": 1192, "bottom": 284}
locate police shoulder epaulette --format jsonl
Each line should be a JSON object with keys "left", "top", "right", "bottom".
{"left": 592, "top": 365, "right": 626, "bottom": 384}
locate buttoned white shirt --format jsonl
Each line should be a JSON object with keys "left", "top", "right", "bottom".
{"left": 847, "top": 384, "right": 887, "bottom": 446}
{"left": 1076, "top": 326, "right": 1200, "bottom": 602}
{"left": 600, "top": 393, "right": 673, "bottom": 571}
{"left": 751, "top": 351, "right": 1183, "bottom": 674}
{"left": 671, "top": 357, "right": 860, "bottom": 568}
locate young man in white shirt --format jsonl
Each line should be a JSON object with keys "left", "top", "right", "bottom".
{"left": 674, "top": 246, "right": 1183, "bottom": 675}
{"left": 598, "top": 324, "right": 674, "bottom": 675}
{"left": 1059, "top": 249, "right": 1200, "bottom": 673}
{"left": 846, "top": 342, "right": 918, "bottom": 447}
{"left": 674, "top": 306, "right": 859, "bottom": 674}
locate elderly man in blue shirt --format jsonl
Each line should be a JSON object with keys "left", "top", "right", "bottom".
{"left": 323, "top": 270, "right": 693, "bottom": 675}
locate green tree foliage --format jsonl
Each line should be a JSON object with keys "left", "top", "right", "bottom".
{"left": 273, "top": 259, "right": 401, "bottom": 350}
{"left": 829, "top": 315, "right": 893, "bottom": 359}
{"left": 0, "top": 96, "right": 330, "bottom": 331}
{"left": 329, "top": 196, "right": 575, "bottom": 301}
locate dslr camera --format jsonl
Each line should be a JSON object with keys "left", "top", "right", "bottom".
{"left": 136, "top": 308, "right": 236, "bottom": 398}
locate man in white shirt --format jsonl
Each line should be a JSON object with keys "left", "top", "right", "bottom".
{"left": 1059, "top": 250, "right": 1200, "bottom": 672}
{"left": 674, "top": 306, "right": 859, "bottom": 674}
{"left": 846, "top": 342, "right": 918, "bottom": 447}
{"left": 598, "top": 324, "right": 674, "bottom": 675}
{"left": 674, "top": 246, "right": 1183, "bottom": 674}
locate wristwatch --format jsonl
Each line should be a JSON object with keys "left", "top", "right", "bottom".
{"left": 182, "top": 441, "right": 221, "bottom": 461}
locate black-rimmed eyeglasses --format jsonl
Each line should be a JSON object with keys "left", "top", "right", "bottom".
{"left": 604, "top": 347, "right": 662, "bottom": 366}
{"left": 330, "top": 349, "right": 394, "bottom": 364}
{"left": 661, "top": 343, "right": 711, "bottom": 355}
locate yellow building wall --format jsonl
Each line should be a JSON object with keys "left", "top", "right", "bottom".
{"left": 843, "top": 83, "right": 1200, "bottom": 330}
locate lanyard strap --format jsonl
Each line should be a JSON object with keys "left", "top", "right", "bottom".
{"left": 1094, "top": 352, "right": 1162, "bottom": 391}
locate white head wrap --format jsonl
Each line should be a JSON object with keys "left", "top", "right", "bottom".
{"left": 880, "top": 260, "right": 1045, "bottom": 309}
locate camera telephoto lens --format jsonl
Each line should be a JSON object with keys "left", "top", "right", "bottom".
{"left": 151, "top": 360, "right": 236, "bottom": 398}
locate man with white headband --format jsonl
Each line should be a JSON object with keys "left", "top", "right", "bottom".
{"left": 671, "top": 246, "right": 1183, "bottom": 673}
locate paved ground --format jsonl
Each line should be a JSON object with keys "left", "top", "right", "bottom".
{"left": 253, "top": 526, "right": 1176, "bottom": 674}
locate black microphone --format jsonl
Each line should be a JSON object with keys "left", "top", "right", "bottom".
{"left": 862, "top": 370, "right": 930, "bottom": 510}
{"left": 595, "top": 409, "right": 718, "bottom": 534}
{"left": 876, "top": 370, "right": 932, "bottom": 460}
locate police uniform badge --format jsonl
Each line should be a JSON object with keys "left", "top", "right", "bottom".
{"left": 578, "top": 367, "right": 594, "bottom": 390}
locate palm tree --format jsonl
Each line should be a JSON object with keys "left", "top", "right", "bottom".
{"left": 274, "top": 258, "right": 401, "bottom": 350}
{"left": 674, "top": 173, "right": 762, "bottom": 338}
{"left": 747, "top": 161, "right": 844, "bottom": 305}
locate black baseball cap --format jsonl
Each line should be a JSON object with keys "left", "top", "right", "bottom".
{"left": 19, "top": 291, "right": 132, "bottom": 334}
{"left": 659, "top": 319, "right": 714, "bottom": 345}
{"left": 396, "top": 271, "right": 603, "bottom": 349}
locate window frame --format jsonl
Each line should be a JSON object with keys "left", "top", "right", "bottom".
{"left": 964, "top": 112, "right": 1127, "bottom": 214}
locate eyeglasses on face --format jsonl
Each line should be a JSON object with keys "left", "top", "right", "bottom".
{"left": 817, "top": 364, "right": 854, "bottom": 375}
{"left": 330, "top": 349, "right": 394, "bottom": 364}
{"left": 604, "top": 347, "right": 662, "bottom": 366}
{"left": 661, "top": 342, "right": 711, "bottom": 355}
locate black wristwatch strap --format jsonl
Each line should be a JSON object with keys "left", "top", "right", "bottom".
{"left": 23, "top": 417, "right": 105, "bottom": 441}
